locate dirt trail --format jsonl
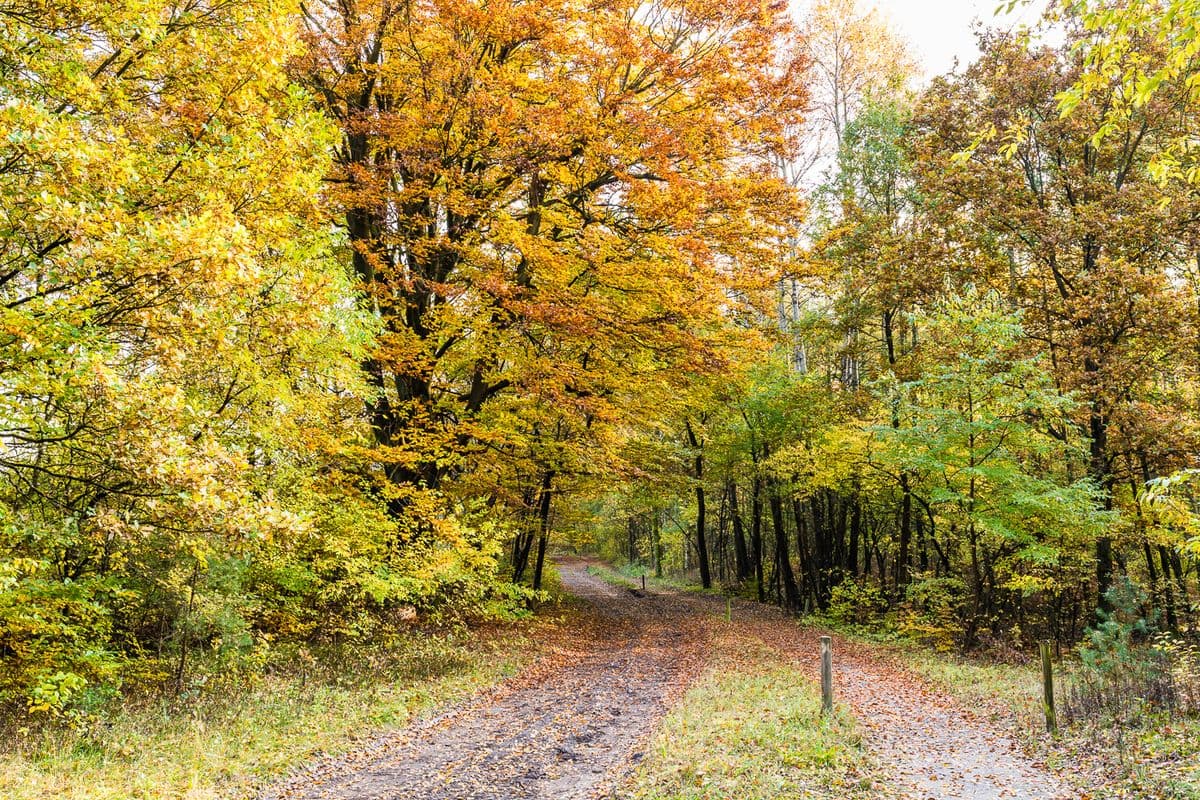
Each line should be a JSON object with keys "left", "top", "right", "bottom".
{"left": 259, "top": 562, "right": 1075, "bottom": 800}
{"left": 259, "top": 560, "right": 712, "bottom": 800}
{"left": 834, "top": 637, "right": 1070, "bottom": 800}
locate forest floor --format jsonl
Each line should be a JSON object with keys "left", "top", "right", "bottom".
{"left": 260, "top": 558, "right": 1077, "bottom": 800}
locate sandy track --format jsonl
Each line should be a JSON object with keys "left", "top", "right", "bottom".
{"left": 728, "top": 600, "right": 1076, "bottom": 800}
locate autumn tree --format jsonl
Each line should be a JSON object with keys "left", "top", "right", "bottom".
{"left": 1024, "top": 0, "right": 1200, "bottom": 184}
{"left": 297, "top": 0, "right": 807, "bottom": 565}
{"left": 913, "top": 25, "right": 1200, "bottom": 606}
{"left": 0, "top": 0, "right": 375, "bottom": 704}
{"left": 871, "top": 294, "right": 1104, "bottom": 644}
{"left": 790, "top": 0, "right": 915, "bottom": 184}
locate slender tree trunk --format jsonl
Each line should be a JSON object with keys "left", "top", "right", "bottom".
{"left": 897, "top": 474, "right": 913, "bottom": 592}
{"left": 847, "top": 494, "right": 861, "bottom": 577}
{"left": 767, "top": 470, "right": 800, "bottom": 610}
{"left": 751, "top": 458, "right": 765, "bottom": 602}
{"left": 884, "top": 309, "right": 914, "bottom": 593}
{"left": 1159, "top": 545, "right": 1178, "bottom": 630}
{"left": 653, "top": 509, "right": 663, "bottom": 578}
{"left": 1089, "top": 396, "right": 1116, "bottom": 609}
{"left": 685, "top": 419, "right": 712, "bottom": 589}
{"left": 793, "top": 499, "right": 821, "bottom": 610}
{"left": 728, "top": 480, "right": 751, "bottom": 581}
{"left": 532, "top": 471, "right": 554, "bottom": 591}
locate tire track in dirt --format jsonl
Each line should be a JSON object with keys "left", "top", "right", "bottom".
{"left": 258, "top": 559, "right": 712, "bottom": 800}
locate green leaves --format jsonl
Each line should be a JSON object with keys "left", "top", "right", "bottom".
{"left": 871, "top": 293, "right": 1104, "bottom": 598}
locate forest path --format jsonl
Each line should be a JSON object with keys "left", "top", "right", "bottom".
{"left": 258, "top": 558, "right": 713, "bottom": 800}
{"left": 259, "top": 561, "right": 1075, "bottom": 800}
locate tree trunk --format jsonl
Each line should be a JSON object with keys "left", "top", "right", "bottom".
{"left": 752, "top": 475, "right": 765, "bottom": 601}
{"left": 653, "top": 510, "right": 663, "bottom": 578}
{"left": 847, "top": 494, "right": 861, "bottom": 577}
{"left": 1159, "top": 545, "right": 1178, "bottom": 630}
{"left": 685, "top": 419, "right": 712, "bottom": 589}
{"left": 728, "top": 480, "right": 751, "bottom": 581}
{"left": 767, "top": 470, "right": 801, "bottom": 611}
{"left": 531, "top": 471, "right": 554, "bottom": 591}
{"left": 897, "top": 472, "right": 913, "bottom": 592}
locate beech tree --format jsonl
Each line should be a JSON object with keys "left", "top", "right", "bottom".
{"left": 913, "top": 26, "right": 1200, "bottom": 605}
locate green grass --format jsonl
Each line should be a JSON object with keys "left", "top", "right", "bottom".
{"left": 626, "top": 639, "right": 878, "bottom": 800}
{"left": 0, "top": 624, "right": 544, "bottom": 800}
{"left": 585, "top": 562, "right": 640, "bottom": 589}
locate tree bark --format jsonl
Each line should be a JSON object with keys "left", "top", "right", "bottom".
{"left": 728, "top": 480, "right": 751, "bottom": 581}
{"left": 531, "top": 471, "right": 554, "bottom": 590}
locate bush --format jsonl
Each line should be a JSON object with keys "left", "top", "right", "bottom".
{"left": 1064, "top": 578, "right": 1200, "bottom": 723}
{"left": 0, "top": 554, "right": 124, "bottom": 713}
{"left": 896, "top": 576, "right": 966, "bottom": 652}
{"left": 827, "top": 578, "right": 889, "bottom": 628}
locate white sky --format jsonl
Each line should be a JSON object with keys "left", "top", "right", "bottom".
{"left": 863, "top": 0, "right": 1050, "bottom": 80}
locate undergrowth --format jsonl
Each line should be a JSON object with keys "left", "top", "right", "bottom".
{"left": 0, "top": 620, "right": 548, "bottom": 800}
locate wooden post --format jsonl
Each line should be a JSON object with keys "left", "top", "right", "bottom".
{"left": 641, "top": 574, "right": 646, "bottom": 591}
{"left": 1040, "top": 640, "right": 1057, "bottom": 734}
{"left": 820, "top": 636, "right": 833, "bottom": 716}
{"left": 726, "top": 597, "right": 732, "bottom": 623}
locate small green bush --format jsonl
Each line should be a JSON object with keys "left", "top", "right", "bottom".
{"left": 896, "top": 576, "right": 966, "bottom": 652}
{"left": 827, "top": 578, "right": 889, "bottom": 628}
{"left": 1064, "top": 579, "right": 1200, "bottom": 722}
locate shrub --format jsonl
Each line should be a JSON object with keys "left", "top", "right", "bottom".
{"left": 1063, "top": 578, "right": 1200, "bottom": 723}
{"left": 896, "top": 576, "right": 966, "bottom": 652}
{"left": 827, "top": 578, "right": 889, "bottom": 628}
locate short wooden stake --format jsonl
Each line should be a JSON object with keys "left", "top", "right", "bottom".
{"left": 820, "top": 635, "right": 833, "bottom": 716}
{"left": 1040, "top": 640, "right": 1057, "bottom": 734}
{"left": 641, "top": 574, "right": 646, "bottom": 591}
{"left": 726, "top": 598, "right": 732, "bottom": 623}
